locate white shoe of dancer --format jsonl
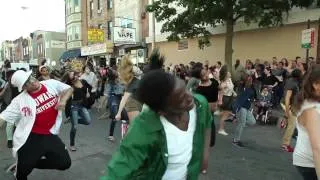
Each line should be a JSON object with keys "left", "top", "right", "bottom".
{"left": 218, "top": 130, "right": 228, "bottom": 136}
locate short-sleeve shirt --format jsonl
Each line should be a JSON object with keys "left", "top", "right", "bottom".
{"left": 126, "top": 77, "right": 140, "bottom": 99}
{"left": 29, "top": 85, "right": 59, "bottom": 135}
{"left": 284, "top": 78, "right": 299, "bottom": 105}
{"left": 195, "top": 79, "right": 219, "bottom": 103}
{"left": 272, "top": 68, "right": 288, "bottom": 82}
{"left": 261, "top": 75, "right": 279, "bottom": 86}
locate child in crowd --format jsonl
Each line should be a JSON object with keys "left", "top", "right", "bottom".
{"left": 256, "top": 86, "right": 272, "bottom": 120}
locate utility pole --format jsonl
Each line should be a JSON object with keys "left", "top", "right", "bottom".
{"left": 317, "top": 18, "right": 320, "bottom": 64}
{"left": 306, "top": 19, "right": 311, "bottom": 64}
{"left": 151, "top": 0, "right": 156, "bottom": 50}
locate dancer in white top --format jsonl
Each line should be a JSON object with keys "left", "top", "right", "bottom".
{"left": 293, "top": 64, "right": 320, "bottom": 180}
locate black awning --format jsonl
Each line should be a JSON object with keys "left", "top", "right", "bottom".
{"left": 60, "top": 49, "right": 82, "bottom": 60}
{"left": 115, "top": 43, "right": 143, "bottom": 49}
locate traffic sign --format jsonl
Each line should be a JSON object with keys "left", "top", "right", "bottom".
{"left": 301, "top": 28, "right": 315, "bottom": 49}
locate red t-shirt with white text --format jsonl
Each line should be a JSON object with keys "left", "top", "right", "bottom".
{"left": 29, "top": 85, "right": 59, "bottom": 134}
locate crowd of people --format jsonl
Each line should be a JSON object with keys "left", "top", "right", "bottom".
{"left": 0, "top": 52, "right": 319, "bottom": 180}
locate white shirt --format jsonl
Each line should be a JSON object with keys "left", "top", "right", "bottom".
{"left": 0, "top": 79, "right": 71, "bottom": 158}
{"left": 293, "top": 101, "right": 320, "bottom": 168}
{"left": 221, "top": 78, "right": 235, "bottom": 96}
{"left": 160, "top": 106, "right": 196, "bottom": 180}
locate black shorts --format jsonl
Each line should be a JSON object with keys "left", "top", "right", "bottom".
{"left": 220, "top": 95, "right": 234, "bottom": 111}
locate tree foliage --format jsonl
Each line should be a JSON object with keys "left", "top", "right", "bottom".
{"left": 147, "top": 0, "right": 319, "bottom": 67}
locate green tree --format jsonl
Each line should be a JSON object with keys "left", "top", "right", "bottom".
{"left": 147, "top": 0, "right": 319, "bottom": 70}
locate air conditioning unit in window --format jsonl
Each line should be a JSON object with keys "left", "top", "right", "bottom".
{"left": 119, "top": 49, "right": 125, "bottom": 56}
{"left": 137, "top": 49, "right": 145, "bottom": 63}
{"left": 97, "top": 9, "right": 102, "bottom": 14}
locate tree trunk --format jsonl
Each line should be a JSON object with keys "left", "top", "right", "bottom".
{"left": 224, "top": 18, "right": 234, "bottom": 71}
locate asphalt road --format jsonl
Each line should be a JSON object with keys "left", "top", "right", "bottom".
{"left": 0, "top": 109, "right": 302, "bottom": 180}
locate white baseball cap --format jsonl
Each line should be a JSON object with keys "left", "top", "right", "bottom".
{"left": 11, "top": 70, "right": 33, "bottom": 92}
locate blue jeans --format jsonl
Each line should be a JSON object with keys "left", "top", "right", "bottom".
{"left": 108, "top": 94, "right": 128, "bottom": 137}
{"left": 70, "top": 104, "right": 91, "bottom": 146}
{"left": 234, "top": 108, "right": 256, "bottom": 141}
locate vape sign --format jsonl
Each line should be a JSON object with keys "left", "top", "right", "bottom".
{"left": 113, "top": 27, "right": 136, "bottom": 44}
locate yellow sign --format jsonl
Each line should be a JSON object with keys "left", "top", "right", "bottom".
{"left": 88, "top": 29, "right": 105, "bottom": 43}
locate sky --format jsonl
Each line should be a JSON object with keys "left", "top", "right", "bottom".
{"left": 0, "top": 0, "right": 65, "bottom": 42}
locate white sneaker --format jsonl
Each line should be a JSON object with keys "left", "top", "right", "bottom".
{"left": 6, "top": 163, "right": 16, "bottom": 174}
{"left": 218, "top": 130, "right": 228, "bottom": 136}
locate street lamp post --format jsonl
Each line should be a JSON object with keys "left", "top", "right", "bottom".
{"left": 151, "top": 0, "right": 156, "bottom": 50}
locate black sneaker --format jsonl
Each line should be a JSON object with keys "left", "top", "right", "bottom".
{"left": 7, "top": 140, "right": 13, "bottom": 149}
{"left": 232, "top": 141, "right": 245, "bottom": 148}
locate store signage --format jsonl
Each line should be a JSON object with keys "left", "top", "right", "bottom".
{"left": 88, "top": 29, "right": 105, "bottom": 43}
{"left": 81, "top": 42, "right": 113, "bottom": 56}
{"left": 113, "top": 27, "right": 136, "bottom": 44}
{"left": 301, "top": 28, "right": 315, "bottom": 49}
{"left": 51, "top": 40, "right": 66, "bottom": 49}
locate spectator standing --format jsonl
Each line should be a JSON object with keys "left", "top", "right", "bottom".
{"left": 282, "top": 69, "right": 302, "bottom": 152}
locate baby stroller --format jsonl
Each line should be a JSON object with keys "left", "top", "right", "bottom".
{"left": 252, "top": 86, "right": 278, "bottom": 125}
{"left": 253, "top": 101, "right": 274, "bottom": 124}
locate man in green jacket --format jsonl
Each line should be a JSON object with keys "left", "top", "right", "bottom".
{"left": 101, "top": 70, "right": 212, "bottom": 180}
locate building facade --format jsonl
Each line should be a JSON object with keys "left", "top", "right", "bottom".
{"left": 87, "top": 0, "right": 114, "bottom": 42}
{"left": 13, "top": 37, "right": 24, "bottom": 62}
{"left": 113, "top": 0, "right": 149, "bottom": 63}
{"left": 0, "top": 41, "right": 14, "bottom": 62}
{"left": 65, "top": 0, "right": 88, "bottom": 50}
{"left": 30, "top": 30, "right": 66, "bottom": 66}
{"left": 146, "top": 6, "right": 320, "bottom": 65}
{"left": 22, "top": 37, "right": 32, "bottom": 62}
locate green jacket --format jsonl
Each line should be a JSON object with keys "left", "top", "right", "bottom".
{"left": 100, "top": 94, "right": 212, "bottom": 180}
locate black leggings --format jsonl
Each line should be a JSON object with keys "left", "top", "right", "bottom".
{"left": 296, "top": 166, "right": 318, "bottom": 180}
{"left": 210, "top": 113, "right": 216, "bottom": 147}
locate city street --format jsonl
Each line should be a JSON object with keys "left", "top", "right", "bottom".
{"left": 0, "top": 108, "right": 301, "bottom": 180}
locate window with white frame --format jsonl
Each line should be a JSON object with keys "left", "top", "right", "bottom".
{"left": 75, "top": 26, "right": 80, "bottom": 40}
{"left": 107, "top": 0, "right": 113, "bottom": 9}
{"left": 107, "top": 21, "right": 112, "bottom": 40}
{"left": 120, "top": 18, "right": 133, "bottom": 28}
{"left": 66, "top": 0, "right": 71, "bottom": 15}
{"left": 90, "top": 1, "right": 94, "bottom": 19}
{"left": 67, "top": 27, "right": 72, "bottom": 41}
{"left": 74, "top": 0, "right": 80, "bottom": 12}
{"left": 97, "top": 0, "right": 101, "bottom": 10}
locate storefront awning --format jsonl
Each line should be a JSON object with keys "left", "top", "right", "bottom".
{"left": 115, "top": 43, "right": 143, "bottom": 49}
{"left": 60, "top": 49, "right": 82, "bottom": 60}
